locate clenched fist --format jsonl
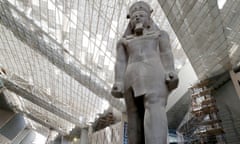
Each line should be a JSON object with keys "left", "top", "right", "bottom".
{"left": 165, "top": 71, "right": 179, "bottom": 91}
{"left": 111, "top": 82, "right": 124, "bottom": 98}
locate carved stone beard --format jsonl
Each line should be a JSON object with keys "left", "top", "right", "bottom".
{"left": 134, "top": 23, "right": 144, "bottom": 35}
{"left": 123, "top": 18, "right": 160, "bottom": 37}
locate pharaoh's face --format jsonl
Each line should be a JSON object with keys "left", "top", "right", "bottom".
{"left": 130, "top": 11, "right": 150, "bottom": 29}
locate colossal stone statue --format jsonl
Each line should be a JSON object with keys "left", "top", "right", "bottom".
{"left": 111, "top": 1, "right": 179, "bottom": 144}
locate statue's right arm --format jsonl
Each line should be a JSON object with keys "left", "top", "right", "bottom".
{"left": 114, "top": 39, "right": 128, "bottom": 84}
{"left": 111, "top": 39, "right": 128, "bottom": 98}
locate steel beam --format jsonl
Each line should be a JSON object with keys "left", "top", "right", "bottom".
{"left": 0, "top": 75, "right": 82, "bottom": 127}
{"left": 0, "top": 0, "right": 124, "bottom": 111}
{"left": 21, "top": 111, "right": 67, "bottom": 135}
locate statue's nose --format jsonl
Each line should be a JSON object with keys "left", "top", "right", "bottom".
{"left": 136, "top": 17, "right": 140, "bottom": 21}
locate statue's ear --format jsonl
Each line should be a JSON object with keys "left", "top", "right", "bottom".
{"left": 127, "top": 14, "right": 130, "bottom": 19}
{"left": 150, "top": 9, "right": 153, "bottom": 14}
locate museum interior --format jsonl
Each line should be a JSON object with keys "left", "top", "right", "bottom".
{"left": 0, "top": 0, "right": 240, "bottom": 143}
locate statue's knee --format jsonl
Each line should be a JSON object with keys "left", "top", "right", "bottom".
{"left": 127, "top": 104, "right": 138, "bottom": 113}
{"left": 145, "top": 96, "right": 160, "bottom": 108}
{"left": 144, "top": 94, "right": 167, "bottom": 107}
{"left": 145, "top": 94, "right": 160, "bottom": 104}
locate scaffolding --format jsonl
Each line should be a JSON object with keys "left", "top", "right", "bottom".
{"left": 190, "top": 80, "right": 225, "bottom": 144}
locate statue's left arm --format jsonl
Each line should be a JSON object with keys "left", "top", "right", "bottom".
{"left": 159, "top": 30, "right": 179, "bottom": 91}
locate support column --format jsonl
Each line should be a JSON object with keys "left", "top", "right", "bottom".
{"left": 0, "top": 79, "right": 4, "bottom": 93}
{"left": 18, "top": 130, "right": 36, "bottom": 144}
{"left": 80, "top": 128, "right": 88, "bottom": 144}
{"left": 0, "top": 113, "right": 26, "bottom": 140}
{"left": 230, "top": 70, "right": 240, "bottom": 98}
{"left": 11, "top": 128, "right": 31, "bottom": 144}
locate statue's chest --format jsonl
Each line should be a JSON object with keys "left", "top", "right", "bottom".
{"left": 124, "top": 32, "right": 160, "bottom": 54}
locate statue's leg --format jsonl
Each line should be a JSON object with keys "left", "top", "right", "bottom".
{"left": 125, "top": 88, "right": 145, "bottom": 144}
{"left": 144, "top": 91, "right": 168, "bottom": 144}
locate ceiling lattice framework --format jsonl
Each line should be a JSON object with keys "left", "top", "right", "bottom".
{"left": 157, "top": 0, "right": 240, "bottom": 79}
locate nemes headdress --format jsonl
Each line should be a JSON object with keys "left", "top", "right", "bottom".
{"left": 123, "top": 1, "right": 158, "bottom": 36}
{"left": 127, "top": 1, "right": 153, "bottom": 19}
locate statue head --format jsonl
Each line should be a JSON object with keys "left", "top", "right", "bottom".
{"left": 127, "top": 1, "right": 153, "bottom": 19}
{"left": 124, "top": 1, "right": 158, "bottom": 36}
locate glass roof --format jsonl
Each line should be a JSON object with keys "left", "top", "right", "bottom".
{"left": 0, "top": 0, "right": 187, "bottom": 134}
